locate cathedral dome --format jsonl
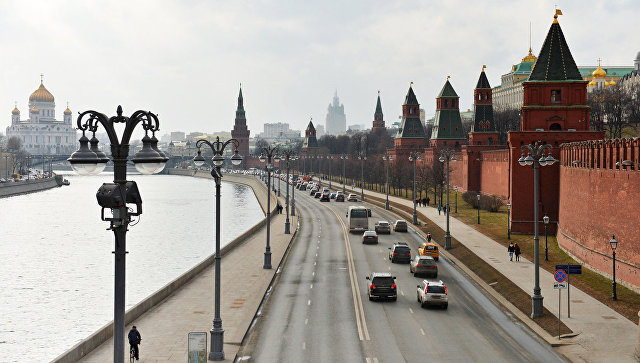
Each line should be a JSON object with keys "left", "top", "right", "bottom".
{"left": 588, "top": 79, "right": 597, "bottom": 87}
{"left": 12, "top": 106, "right": 20, "bottom": 115}
{"left": 608, "top": 79, "right": 616, "bottom": 86}
{"left": 522, "top": 48, "right": 537, "bottom": 63}
{"left": 30, "top": 104, "right": 39, "bottom": 113}
{"left": 592, "top": 65, "right": 606, "bottom": 79}
{"left": 29, "top": 82, "right": 55, "bottom": 102}
{"left": 64, "top": 107, "right": 72, "bottom": 115}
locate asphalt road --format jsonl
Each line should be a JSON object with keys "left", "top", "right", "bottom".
{"left": 251, "top": 185, "right": 567, "bottom": 362}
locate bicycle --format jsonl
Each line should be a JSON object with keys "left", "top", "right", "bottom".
{"left": 130, "top": 344, "right": 136, "bottom": 363}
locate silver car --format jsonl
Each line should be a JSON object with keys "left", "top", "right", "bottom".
{"left": 416, "top": 280, "right": 448, "bottom": 309}
{"left": 410, "top": 256, "right": 437, "bottom": 277}
{"left": 374, "top": 221, "right": 391, "bottom": 234}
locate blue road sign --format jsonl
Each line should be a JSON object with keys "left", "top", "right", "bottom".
{"left": 556, "top": 264, "right": 582, "bottom": 274}
{"left": 555, "top": 270, "right": 567, "bottom": 282}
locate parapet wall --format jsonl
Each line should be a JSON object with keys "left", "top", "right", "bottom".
{"left": 479, "top": 149, "right": 509, "bottom": 199}
{"left": 558, "top": 138, "right": 640, "bottom": 289}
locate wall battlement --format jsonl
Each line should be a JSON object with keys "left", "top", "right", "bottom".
{"left": 560, "top": 137, "right": 640, "bottom": 171}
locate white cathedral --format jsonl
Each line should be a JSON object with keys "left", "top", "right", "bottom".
{"left": 6, "top": 77, "right": 77, "bottom": 155}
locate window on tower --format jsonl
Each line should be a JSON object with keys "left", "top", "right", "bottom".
{"left": 551, "top": 89, "right": 562, "bottom": 103}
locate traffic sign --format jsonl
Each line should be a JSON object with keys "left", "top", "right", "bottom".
{"left": 554, "top": 270, "right": 567, "bottom": 282}
{"left": 556, "top": 264, "right": 582, "bottom": 274}
{"left": 554, "top": 282, "right": 567, "bottom": 289}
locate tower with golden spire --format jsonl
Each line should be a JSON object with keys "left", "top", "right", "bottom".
{"left": 231, "top": 84, "right": 250, "bottom": 168}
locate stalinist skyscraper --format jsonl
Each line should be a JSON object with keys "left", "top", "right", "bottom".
{"left": 325, "top": 91, "right": 346, "bottom": 135}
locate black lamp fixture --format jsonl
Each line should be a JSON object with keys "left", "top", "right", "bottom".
{"left": 610, "top": 235, "right": 618, "bottom": 301}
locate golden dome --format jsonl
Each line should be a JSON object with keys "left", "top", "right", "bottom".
{"left": 522, "top": 48, "right": 537, "bottom": 63}
{"left": 609, "top": 79, "right": 616, "bottom": 86}
{"left": 64, "top": 107, "right": 72, "bottom": 115}
{"left": 12, "top": 105, "right": 20, "bottom": 114}
{"left": 29, "top": 81, "right": 55, "bottom": 102}
{"left": 588, "top": 80, "right": 597, "bottom": 87}
{"left": 30, "top": 103, "right": 39, "bottom": 113}
{"left": 592, "top": 64, "right": 606, "bottom": 79}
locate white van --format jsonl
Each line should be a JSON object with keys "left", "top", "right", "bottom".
{"left": 347, "top": 206, "right": 369, "bottom": 233}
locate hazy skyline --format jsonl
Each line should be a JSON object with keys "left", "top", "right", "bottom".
{"left": 1, "top": 0, "right": 638, "bottom": 138}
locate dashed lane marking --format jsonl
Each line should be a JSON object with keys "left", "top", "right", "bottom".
{"left": 420, "top": 328, "right": 426, "bottom": 336}
{"left": 310, "top": 284, "right": 313, "bottom": 289}
{"left": 305, "top": 318, "right": 308, "bottom": 325}
{"left": 400, "top": 290, "right": 405, "bottom": 296}
{"left": 308, "top": 300, "right": 311, "bottom": 306}
{"left": 409, "top": 308, "right": 414, "bottom": 314}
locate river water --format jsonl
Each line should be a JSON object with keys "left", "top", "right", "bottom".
{"left": 0, "top": 171, "right": 263, "bottom": 361}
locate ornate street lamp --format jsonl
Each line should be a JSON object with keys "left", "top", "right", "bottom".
{"left": 192, "top": 136, "right": 242, "bottom": 361}
{"left": 3, "top": 155, "right": 9, "bottom": 178}
{"left": 25, "top": 156, "right": 31, "bottom": 181}
{"left": 358, "top": 136, "right": 367, "bottom": 201}
{"left": 382, "top": 151, "right": 393, "bottom": 210}
{"left": 291, "top": 155, "right": 298, "bottom": 217}
{"left": 610, "top": 235, "right": 618, "bottom": 300}
{"left": 327, "top": 154, "right": 333, "bottom": 189}
{"left": 259, "top": 145, "right": 280, "bottom": 269}
{"left": 340, "top": 154, "right": 348, "bottom": 194}
{"left": 454, "top": 186, "right": 458, "bottom": 213}
{"left": 476, "top": 193, "right": 481, "bottom": 224}
{"left": 67, "top": 106, "right": 168, "bottom": 363}
{"left": 543, "top": 215, "right": 550, "bottom": 261}
{"left": 439, "top": 149, "right": 456, "bottom": 249}
{"left": 280, "top": 149, "right": 297, "bottom": 234}
{"left": 409, "top": 152, "right": 422, "bottom": 225}
{"left": 518, "top": 141, "right": 557, "bottom": 318}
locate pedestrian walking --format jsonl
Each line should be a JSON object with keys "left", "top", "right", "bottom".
{"left": 508, "top": 242, "right": 515, "bottom": 261}
{"left": 422, "top": 197, "right": 427, "bottom": 207}
{"left": 443, "top": 205, "right": 447, "bottom": 214}
{"left": 426, "top": 197, "right": 430, "bottom": 206}
{"left": 437, "top": 205, "right": 442, "bottom": 215}
{"left": 514, "top": 243, "right": 521, "bottom": 262}
{"left": 277, "top": 203, "right": 283, "bottom": 214}
{"left": 426, "top": 232, "right": 432, "bottom": 242}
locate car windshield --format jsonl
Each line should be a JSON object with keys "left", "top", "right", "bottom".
{"left": 424, "top": 245, "right": 437, "bottom": 250}
{"left": 394, "top": 246, "right": 410, "bottom": 251}
{"left": 372, "top": 277, "right": 394, "bottom": 285}
{"left": 364, "top": 231, "right": 376, "bottom": 236}
{"left": 350, "top": 210, "right": 367, "bottom": 218}
{"left": 379, "top": 222, "right": 389, "bottom": 226}
{"left": 419, "top": 258, "right": 433, "bottom": 264}
{"left": 427, "top": 285, "right": 446, "bottom": 294}
{"left": 396, "top": 221, "right": 407, "bottom": 225}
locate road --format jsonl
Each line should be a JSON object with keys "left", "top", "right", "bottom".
{"left": 251, "top": 184, "right": 567, "bottom": 362}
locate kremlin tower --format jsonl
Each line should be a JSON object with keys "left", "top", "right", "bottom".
{"left": 231, "top": 85, "right": 250, "bottom": 168}
{"left": 371, "top": 91, "right": 385, "bottom": 133}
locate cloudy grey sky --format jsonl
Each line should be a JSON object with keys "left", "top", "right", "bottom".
{"left": 1, "top": 0, "right": 637, "bottom": 138}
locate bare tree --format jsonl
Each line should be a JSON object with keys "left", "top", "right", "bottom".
{"left": 493, "top": 107, "right": 521, "bottom": 144}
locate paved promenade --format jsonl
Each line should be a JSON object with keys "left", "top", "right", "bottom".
{"left": 336, "top": 181, "right": 637, "bottom": 362}
{"left": 78, "top": 175, "right": 297, "bottom": 362}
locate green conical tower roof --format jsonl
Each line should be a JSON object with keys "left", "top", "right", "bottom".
{"left": 528, "top": 15, "right": 582, "bottom": 81}
{"left": 437, "top": 79, "right": 459, "bottom": 98}
{"left": 476, "top": 69, "right": 491, "bottom": 89}
{"left": 375, "top": 94, "right": 383, "bottom": 115}
{"left": 235, "top": 85, "right": 245, "bottom": 120}
{"left": 404, "top": 85, "right": 419, "bottom": 105}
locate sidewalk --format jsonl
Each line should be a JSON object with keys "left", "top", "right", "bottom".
{"left": 333, "top": 181, "right": 637, "bottom": 362}
{"left": 78, "top": 177, "right": 297, "bottom": 362}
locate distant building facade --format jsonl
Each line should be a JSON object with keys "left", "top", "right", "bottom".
{"left": 170, "top": 131, "right": 185, "bottom": 142}
{"left": 6, "top": 77, "right": 77, "bottom": 155}
{"left": 326, "top": 91, "right": 346, "bottom": 135}
{"left": 258, "top": 122, "right": 301, "bottom": 139}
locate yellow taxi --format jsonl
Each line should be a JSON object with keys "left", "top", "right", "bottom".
{"left": 419, "top": 242, "right": 439, "bottom": 261}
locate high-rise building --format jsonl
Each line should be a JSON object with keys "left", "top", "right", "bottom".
{"left": 231, "top": 85, "right": 250, "bottom": 167}
{"left": 6, "top": 76, "right": 77, "bottom": 155}
{"left": 325, "top": 91, "right": 346, "bottom": 135}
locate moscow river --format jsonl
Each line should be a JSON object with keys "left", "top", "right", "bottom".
{"left": 0, "top": 171, "right": 264, "bottom": 361}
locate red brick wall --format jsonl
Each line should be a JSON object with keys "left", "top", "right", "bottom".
{"left": 479, "top": 149, "right": 509, "bottom": 199}
{"left": 558, "top": 138, "right": 640, "bottom": 289}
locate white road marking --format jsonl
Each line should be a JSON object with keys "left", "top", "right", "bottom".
{"left": 312, "top": 271, "right": 315, "bottom": 276}
{"left": 310, "top": 284, "right": 313, "bottom": 289}
{"left": 388, "top": 266, "right": 391, "bottom": 270}
{"left": 314, "top": 262, "right": 316, "bottom": 266}
{"left": 305, "top": 318, "right": 308, "bottom": 325}
{"left": 303, "top": 342, "right": 306, "bottom": 350}
{"left": 400, "top": 290, "right": 405, "bottom": 296}
{"left": 366, "top": 359, "right": 372, "bottom": 363}
{"left": 409, "top": 308, "right": 414, "bottom": 314}
{"left": 308, "top": 300, "right": 311, "bottom": 305}
{"left": 420, "top": 328, "right": 426, "bottom": 336}
{"left": 315, "top": 253, "right": 318, "bottom": 257}
{"left": 373, "top": 359, "right": 379, "bottom": 363}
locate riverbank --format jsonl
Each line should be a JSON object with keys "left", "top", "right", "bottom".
{"left": 0, "top": 175, "right": 63, "bottom": 198}
{"left": 53, "top": 172, "right": 278, "bottom": 362}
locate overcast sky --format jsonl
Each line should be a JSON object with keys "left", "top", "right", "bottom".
{"left": 1, "top": 0, "right": 637, "bottom": 138}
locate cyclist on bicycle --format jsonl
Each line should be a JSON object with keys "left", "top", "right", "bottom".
{"left": 128, "top": 326, "right": 142, "bottom": 360}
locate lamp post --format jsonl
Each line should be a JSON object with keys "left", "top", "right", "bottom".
{"left": 507, "top": 203, "right": 511, "bottom": 240}
{"left": 409, "top": 152, "right": 422, "bottom": 225}
{"left": 67, "top": 106, "right": 168, "bottom": 363}
{"left": 327, "top": 155, "right": 333, "bottom": 189}
{"left": 26, "top": 156, "right": 31, "bottom": 181}
{"left": 518, "top": 141, "right": 557, "bottom": 318}
{"left": 340, "top": 154, "right": 348, "bottom": 194}
{"left": 291, "top": 156, "right": 297, "bottom": 217}
{"left": 192, "top": 137, "right": 243, "bottom": 361}
{"left": 476, "top": 193, "right": 481, "bottom": 224}
{"left": 439, "top": 149, "right": 456, "bottom": 249}
{"left": 543, "top": 215, "right": 549, "bottom": 261}
{"left": 359, "top": 136, "right": 367, "bottom": 201}
{"left": 302, "top": 155, "right": 306, "bottom": 175}
{"left": 277, "top": 160, "right": 281, "bottom": 197}
{"left": 610, "top": 235, "right": 618, "bottom": 300}
{"left": 3, "top": 155, "right": 9, "bottom": 178}
{"left": 259, "top": 145, "right": 280, "bottom": 269}
{"left": 382, "top": 151, "right": 392, "bottom": 210}
{"left": 280, "top": 149, "right": 297, "bottom": 234}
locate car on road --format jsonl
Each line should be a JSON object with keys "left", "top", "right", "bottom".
{"left": 416, "top": 280, "right": 448, "bottom": 309}
{"left": 393, "top": 219, "right": 408, "bottom": 232}
{"left": 320, "top": 192, "right": 330, "bottom": 202}
{"left": 388, "top": 242, "right": 411, "bottom": 263}
{"left": 310, "top": 188, "right": 319, "bottom": 196}
{"left": 362, "top": 230, "right": 378, "bottom": 244}
{"left": 314, "top": 191, "right": 322, "bottom": 198}
{"left": 347, "top": 193, "right": 358, "bottom": 202}
{"left": 410, "top": 256, "right": 438, "bottom": 277}
{"left": 335, "top": 194, "right": 345, "bottom": 202}
{"left": 299, "top": 184, "right": 307, "bottom": 191}
{"left": 374, "top": 221, "right": 391, "bottom": 234}
{"left": 419, "top": 242, "right": 439, "bottom": 261}
{"left": 366, "top": 272, "right": 397, "bottom": 301}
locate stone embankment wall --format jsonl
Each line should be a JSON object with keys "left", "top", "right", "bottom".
{"left": 0, "top": 176, "right": 60, "bottom": 198}
{"left": 558, "top": 138, "right": 640, "bottom": 290}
